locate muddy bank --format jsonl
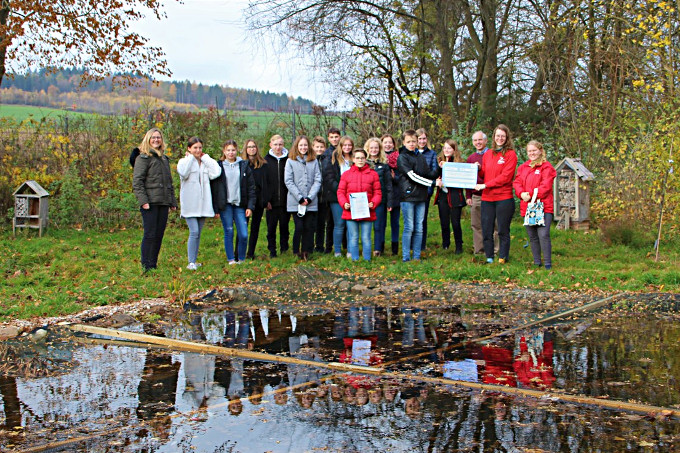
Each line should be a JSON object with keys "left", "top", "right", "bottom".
{"left": 2, "top": 267, "right": 678, "bottom": 340}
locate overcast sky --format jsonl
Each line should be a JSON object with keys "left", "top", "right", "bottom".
{"left": 138, "top": 0, "right": 334, "bottom": 106}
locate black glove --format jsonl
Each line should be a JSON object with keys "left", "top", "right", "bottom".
{"left": 299, "top": 198, "right": 306, "bottom": 204}
{"left": 305, "top": 197, "right": 312, "bottom": 204}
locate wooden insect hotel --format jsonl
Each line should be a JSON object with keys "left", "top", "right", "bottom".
{"left": 13, "top": 180, "right": 50, "bottom": 237}
{"left": 553, "top": 158, "right": 595, "bottom": 231}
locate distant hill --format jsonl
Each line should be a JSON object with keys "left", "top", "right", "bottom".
{"left": 0, "top": 68, "right": 318, "bottom": 115}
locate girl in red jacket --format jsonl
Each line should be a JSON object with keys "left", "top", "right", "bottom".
{"left": 337, "top": 149, "right": 382, "bottom": 261}
{"left": 475, "top": 124, "right": 518, "bottom": 264}
{"left": 513, "top": 141, "right": 557, "bottom": 269}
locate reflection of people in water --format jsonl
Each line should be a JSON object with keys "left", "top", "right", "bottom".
{"left": 228, "top": 394, "right": 243, "bottom": 416}
{"left": 401, "top": 385, "right": 424, "bottom": 418}
{"left": 513, "top": 331, "right": 555, "bottom": 389}
{"left": 481, "top": 343, "right": 517, "bottom": 387}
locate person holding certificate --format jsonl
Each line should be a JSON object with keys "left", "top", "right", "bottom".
{"left": 434, "top": 139, "right": 466, "bottom": 254}
{"left": 337, "top": 149, "right": 382, "bottom": 261}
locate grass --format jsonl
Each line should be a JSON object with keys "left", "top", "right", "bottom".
{"left": 2, "top": 211, "right": 678, "bottom": 322}
{"left": 0, "top": 104, "right": 342, "bottom": 139}
{"left": 0, "top": 104, "right": 96, "bottom": 122}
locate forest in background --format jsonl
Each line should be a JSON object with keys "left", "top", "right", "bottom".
{"left": 0, "top": 68, "right": 318, "bottom": 115}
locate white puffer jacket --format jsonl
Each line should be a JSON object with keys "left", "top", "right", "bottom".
{"left": 177, "top": 154, "right": 221, "bottom": 217}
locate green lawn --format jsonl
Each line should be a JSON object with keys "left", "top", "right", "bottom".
{"left": 0, "top": 104, "right": 96, "bottom": 122}
{"left": 2, "top": 212, "right": 678, "bottom": 322}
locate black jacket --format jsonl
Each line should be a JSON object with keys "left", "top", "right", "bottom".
{"left": 322, "top": 158, "right": 342, "bottom": 204}
{"left": 249, "top": 161, "right": 269, "bottom": 209}
{"left": 264, "top": 153, "right": 288, "bottom": 207}
{"left": 132, "top": 152, "right": 177, "bottom": 207}
{"left": 397, "top": 149, "right": 437, "bottom": 203}
{"left": 211, "top": 160, "right": 256, "bottom": 212}
{"left": 368, "top": 159, "right": 393, "bottom": 208}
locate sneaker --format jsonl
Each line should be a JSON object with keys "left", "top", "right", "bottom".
{"left": 187, "top": 263, "right": 198, "bottom": 270}
{"left": 334, "top": 252, "right": 342, "bottom": 257}
{"left": 498, "top": 258, "right": 507, "bottom": 264}
{"left": 486, "top": 258, "right": 494, "bottom": 264}
{"left": 346, "top": 252, "right": 352, "bottom": 259}
{"left": 228, "top": 260, "right": 237, "bottom": 265}
{"left": 545, "top": 264, "right": 552, "bottom": 270}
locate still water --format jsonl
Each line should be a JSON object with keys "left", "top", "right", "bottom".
{"left": 0, "top": 305, "right": 678, "bottom": 452}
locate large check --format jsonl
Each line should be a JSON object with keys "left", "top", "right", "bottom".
{"left": 442, "top": 162, "right": 478, "bottom": 189}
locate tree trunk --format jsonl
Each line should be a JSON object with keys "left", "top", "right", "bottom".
{"left": 0, "top": 6, "right": 10, "bottom": 87}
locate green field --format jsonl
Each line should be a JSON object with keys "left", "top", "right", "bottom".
{"left": 0, "top": 104, "right": 345, "bottom": 140}
{"left": 0, "top": 104, "right": 97, "bottom": 122}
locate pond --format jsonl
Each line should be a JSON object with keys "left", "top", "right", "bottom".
{"left": 1, "top": 300, "right": 679, "bottom": 452}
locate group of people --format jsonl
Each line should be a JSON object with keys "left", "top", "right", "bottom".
{"left": 131, "top": 124, "right": 556, "bottom": 271}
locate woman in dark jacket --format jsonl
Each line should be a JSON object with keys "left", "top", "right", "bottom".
{"left": 365, "top": 137, "right": 392, "bottom": 256}
{"left": 241, "top": 139, "right": 268, "bottom": 259}
{"left": 324, "top": 136, "right": 354, "bottom": 257}
{"left": 211, "top": 140, "right": 256, "bottom": 264}
{"left": 434, "top": 139, "right": 466, "bottom": 254}
{"left": 132, "top": 127, "right": 177, "bottom": 272}
{"left": 382, "top": 134, "right": 401, "bottom": 256}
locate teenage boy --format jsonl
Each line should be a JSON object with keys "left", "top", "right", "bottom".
{"left": 415, "top": 128, "right": 438, "bottom": 251}
{"left": 264, "top": 135, "right": 290, "bottom": 257}
{"left": 397, "top": 129, "right": 438, "bottom": 262}
{"left": 466, "top": 131, "right": 498, "bottom": 254}
{"left": 323, "top": 127, "right": 341, "bottom": 158}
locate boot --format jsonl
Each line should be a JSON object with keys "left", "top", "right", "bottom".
{"left": 455, "top": 243, "right": 463, "bottom": 255}
{"left": 391, "top": 242, "right": 399, "bottom": 256}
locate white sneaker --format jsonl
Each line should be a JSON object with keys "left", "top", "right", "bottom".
{"left": 228, "top": 260, "right": 237, "bottom": 265}
{"left": 346, "top": 252, "right": 352, "bottom": 259}
{"left": 187, "top": 263, "right": 198, "bottom": 270}
{"left": 195, "top": 263, "right": 202, "bottom": 267}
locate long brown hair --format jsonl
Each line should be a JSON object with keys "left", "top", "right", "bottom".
{"left": 492, "top": 124, "right": 514, "bottom": 154}
{"left": 220, "top": 140, "right": 238, "bottom": 161}
{"left": 289, "top": 135, "right": 316, "bottom": 162}
{"left": 438, "top": 139, "right": 463, "bottom": 163}
{"left": 241, "top": 139, "right": 266, "bottom": 169}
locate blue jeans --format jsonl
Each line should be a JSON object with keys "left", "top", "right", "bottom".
{"left": 373, "top": 203, "right": 387, "bottom": 252}
{"left": 330, "top": 202, "right": 347, "bottom": 254}
{"left": 346, "top": 220, "right": 373, "bottom": 261}
{"left": 185, "top": 217, "right": 206, "bottom": 264}
{"left": 401, "top": 201, "right": 426, "bottom": 261}
{"left": 220, "top": 204, "right": 248, "bottom": 261}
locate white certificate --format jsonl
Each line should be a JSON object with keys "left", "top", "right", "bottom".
{"left": 349, "top": 192, "right": 370, "bottom": 219}
{"left": 442, "top": 162, "right": 478, "bottom": 188}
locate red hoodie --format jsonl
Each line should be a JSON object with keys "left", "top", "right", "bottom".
{"left": 513, "top": 160, "right": 557, "bottom": 216}
{"left": 480, "top": 149, "right": 517, "bottom": 202}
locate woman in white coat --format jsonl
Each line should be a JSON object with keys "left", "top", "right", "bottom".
{"left": 177, "top": 136, "right": 221, "bottom": 269}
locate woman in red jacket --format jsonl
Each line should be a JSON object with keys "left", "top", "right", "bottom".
{"left": 474, "top": 124, "right": 518, "bottom": 264}
{"left": 337, "top": 149, "right": 382, "bottom": 261}
{"left": 513, "top": 140, "right": 557, "bottom": 269}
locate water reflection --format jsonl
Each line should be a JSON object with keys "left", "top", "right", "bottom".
{"left": 1, "top": 308, "right": 679, "bottom": 452}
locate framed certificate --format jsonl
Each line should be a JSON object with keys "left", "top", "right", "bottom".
{"left": 349, "top": 192, "right": 370, "bottom": 219}
{"left": 442, "top": 162, "right": 478, "bottom": 188}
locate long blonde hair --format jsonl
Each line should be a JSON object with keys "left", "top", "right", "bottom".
{"left": 364, "top": 137, "right": 386, "bottom": 164}
{"left": 332, "top": 136, "right": 354, "bottom": 165}
{"left": 139, "top": 128, "right": 165, "bottom": 157}
{"left": 527, "top": 140, "right": 547, "bottom": 168}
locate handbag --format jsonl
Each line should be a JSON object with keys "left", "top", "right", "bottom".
{"left": 524, "top": 188, "right": 545, "bottom": 226}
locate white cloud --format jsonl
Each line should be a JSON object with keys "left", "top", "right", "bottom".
{"left": 138, "top": 0, "right": 335, "bottom": 106}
